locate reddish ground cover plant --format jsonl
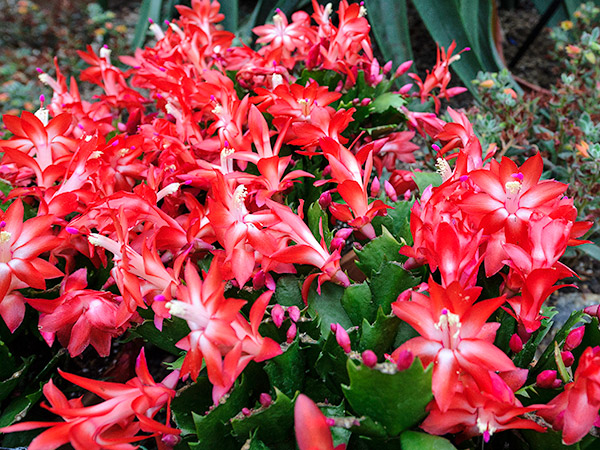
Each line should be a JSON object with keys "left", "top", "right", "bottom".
{"left": 0, "top": 1, "right": 598, "bottom": 449}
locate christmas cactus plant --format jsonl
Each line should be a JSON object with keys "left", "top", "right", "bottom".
{"left": 0, "top": 1, "right": 597, "bottom": 449}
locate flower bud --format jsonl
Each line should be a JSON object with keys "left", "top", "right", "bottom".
{"left": 394, "top": 60, "right": 413, "bottom": 78}
{"left": 331, "top": 323, "right": 351, "bottom": 353}
{"left": 318, "top": 191, "right": 332, "bottom": 209}
{"left": 564, "top": 326, "right": 585, "bottom": 351}
{"left": 161, "top": 434, "right": 181, "bottom": 448}
{"left": 272, "top": 304, "right": 285, "bottom": 328}
{"left": 509, "top": 333, "right": 523, "bottom": 353}
{"left": 395, "top": 350, "right": 414, "bottom": 371}
{"left": 242, "top": 407, "right": 252, "bottom": 416}
{"left": 384, "top": 180, "right": 398, "bottom": 202}
{"left": 288, "top": 306, "right": 300, "bottom": 322}
{"left": 398, "top": 83, "right": 413, "bottom": 94}
{"left": 584, "top": 304, "right": 600, "bottom": 317}
{"left": 362, "top": 350, "right": 377, "bottom": 368}
{"left": 286, "top": 322, "right": 297, "bottom": 344}
{"left": 330, "top": 237, "right": 345, "bottom": 252}
{"left": 370, "top": 177, "right": 381, "bottom": 197}
{"left": 259, "top": 393, "right": 273, "bottom": 407}
{"left": 536, "top": 370, "right": 561, "bottom": 389}
{"left": 561, "top": 351, "right": 574, "bottom": 367}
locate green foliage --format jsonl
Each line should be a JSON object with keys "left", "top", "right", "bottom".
{"left": 342, "top": 358, "right": 433, "bottom": 437}
{"left": 400, "top": 431, "right": 458, "bottom": 450}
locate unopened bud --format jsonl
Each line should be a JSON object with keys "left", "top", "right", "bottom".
{"left": 288, "top": 306, "right": 300, "bottom": 322}
{"left": 161, "top": 434, "right": 181, "bottom": 448}
{"left": 330, "top": 237, "right": 345, "bottom": 252}
{"left": 384, "top": 180, "right": 398, "bottom": 201}
{"left": 319, "top": 191, "right": 332, "bottom": 209}
{"left": 272, "top": 304, "right": 285, "bottom": 328}
{"left": 370, "top": 177, "right": 380, "bottom": 197}
{"left": 561, "top": 351, "right": 574, "bottom": 367}
{"left": 395, "top": 60, "right": 413, "bottom": 78}
{"left": 536, "top": 370, "right": 561, "bottom": 389}
{"left": 509, "top": 333, "right": 523, "bottom": 353}
{"left": 398, "top": 83, "right": 413, "bottom": 94}
{"left": 259, "top": 393, "right": 272, "bottom": 407}
{"left": 362, "top": 350, "right": 377, "bottom": 368}
{"left": 331, "top": 323, "right": 351, "bottom": 353}
{"left": 395, "top": 350, "right": 414, "bottom": 371}
{"left": 242, "top": 407, "right": 252, "bottom": 416}
{"left": 584, "top": 304, "right": 600, "bottom": 317}
{"left": 360, "top": 98, "right": 371, "bottom": 106}
{"left": 286, "top": 322, "right": 297, "bottom": 343}
{"left": 564, "top": 326, "right": 585, "bottom": 351}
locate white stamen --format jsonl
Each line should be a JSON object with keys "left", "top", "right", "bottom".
{"left": 233, "top": 185, "right": 248, "bottom": 208}
{"left": 99, "top": 46, "right": 112, "bottom": 63}
{"left": 435, "top": 158, "right": 452, "bottom": 181}
{"left": 157, "top": 183, "right": 181, "bottom": 201}
{"left": 505, "top": 180, "right": 522, "bottom": 195}
{"left": 0, "top": 230, "right": 11, "bottom": 244}
{"left": 34, "top": 107, "right": 49, "bottom": 127}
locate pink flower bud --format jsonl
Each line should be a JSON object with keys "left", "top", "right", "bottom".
{"left": 288, "top": 306, "right": 300, "bottom": 322}
{"left": 383, "top": 61, "right": 393, "bottom": 74}
{"left": 362, "top": 350, "right": 377, "bottom": 368}
{"left": 370, "top": 177, "right": 380, "bottom": 197}
{"left": 330, "top": 237, "right": 345, "bottom": 252}
{"left": 395, "top": 350, "right": 414, "bottom": 371}
{"left": 584, "top": 304, "right": 600, "bottom": 317}
{"left": 509, "top": 333, "right": 523, "bottom": 353}
{"left": 395, "top": 60, "right": 413, "bottom": 77}
{"left": 259, "top": 393, "right": 272, "bottom": 407}
{"left": 565, "top": 326, "right": 585, "bottom": 351}
{"left": 65, "top": 226, "right": 79, "bottom": 234}
{"left": 536, "top": 370, "right": 561, "bottom": 389}
{"left": 161, "top": 434, "right": 181, "bottom": 448}
{"left": 384, "top": 180, "right": 398, "bottom": 202}
{"left": 286, "top": 322, "right": 297, "bottom": 344}
{"left": 242, "top": 407, "right": 252, "bottom": 416}
{"left": 335, "top": 228, "right": 353, "bottom": 241}
{"left": 360, "top": 98, "right": 371, "bottom": 106}
{"left": 325, "top": 418, "right": 336, "bottom": 427}
{"left": 398, "top": 83, "right": 413, "bottom": 94}
{"left": 561, "top": 351, "right": 574, "bottom": 367}
{"left": 318, "top": 191, "right": 332, "bottom": 210}
{"left": 331, "top": 323, "right": 351, "bottom": 353}
{"left": 272, "top": 304, "right": 285, "bottom": 328}
{"left": 253, "top": 270, "right": 266, "bottom": 290}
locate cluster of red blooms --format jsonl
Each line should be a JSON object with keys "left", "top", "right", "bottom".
{"left": 0, "top": 0, "right": 466, "bottom": 447}
{"left": 389, "top": 107, "right": 595, "bottom": 444}
{"left": 0, "top": 0, "right": 594, "bottom": 448}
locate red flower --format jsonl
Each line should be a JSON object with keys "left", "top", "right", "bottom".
{"left": 539, "top": 346, "right": 600, "bottom": 445}
{"left": 0, "top": 349, "right": 179, "bottom": 450}
{"left": 392, "top": 279, "right": 514, "bottom": 412}
{"left": 0, "top": 200, "right": 63, "bottom": 332}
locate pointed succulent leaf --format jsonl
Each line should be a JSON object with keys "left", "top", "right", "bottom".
{"left": 341, "top": 282, "right": 377, "bottom": 325}
{"left": 264, "top": 340, "right": 305, "bottom": 398}
{"left": 231, "top": 389, "right": 295, "bottom": 444}
{"left": 307, "top": 282, "right": 353, "bottom": 335}
{"left": 359, "top": 308, "right": 401, "bottom": 355}
{"left": 355, "top": 227, "right": 403, "bottom": 278}
{"left": 400, "top": 431, "right": 457, "bottom": 450}
{"left": 369, "top": 262, "right": 418, "bottom": 314}
{"left": 191, "top": 377, "right": 251, "bottom": 449}
{"left": 342, "top": 359, "right": 432, "bottom": 436}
